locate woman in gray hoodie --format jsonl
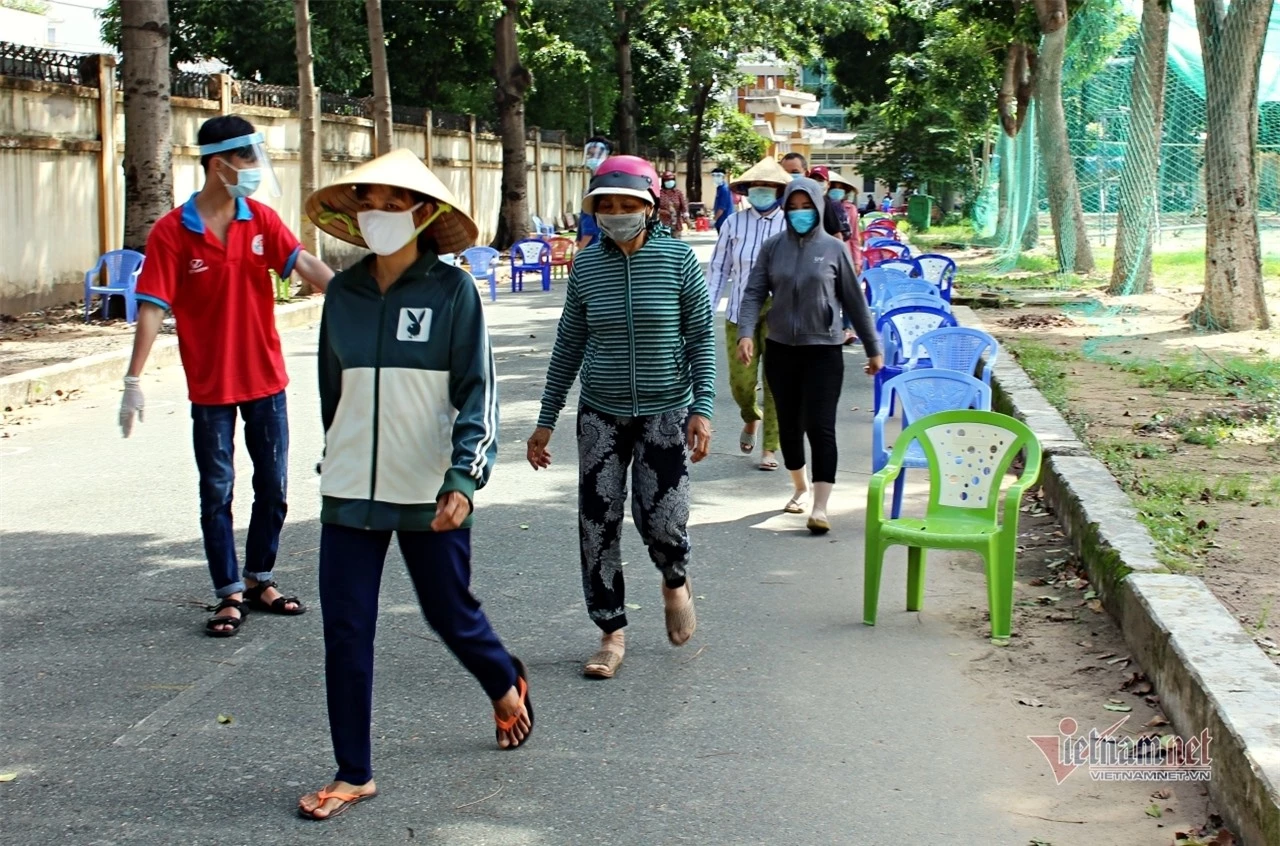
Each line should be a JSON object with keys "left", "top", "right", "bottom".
{"left": 735, "top": 178, "right": 883, "bottom": 533}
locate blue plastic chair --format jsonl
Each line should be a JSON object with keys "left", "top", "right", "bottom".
{"left": 915, "top": 254, "right": 958, "bottom": 302}
{"left": 531, "top": 215, "right": 556, "bottom": 237}
{"left": 872, "top": 370, "right": 992, "bottom": 519}
{"left": 880, "top": 292, "right": 951, "bottom": 317}
{"left": 906, "top": 326, "right": 1000, "bottom": 386}
{"left": 860, "top": 266, "right": 914, "bottom": 305}
{"left": 873, "top": 305, "right": 958, "bottom": 415}
{"left": 510, "top": 238, "right": 552, "bottom": 292}
{"left": 872, "top": 277, "right": 943, "bottom": 317}
{"left": 84, "top": 249, "right": 144, "bottom": 323}
{"left": 867, "top": 238, "right": 911, "bottom": 258}
{"left": 461, "top": 246, "right": 501, "bottom": 301}
{"left": 879, "top": 257, "right": 922, "bottom": 277}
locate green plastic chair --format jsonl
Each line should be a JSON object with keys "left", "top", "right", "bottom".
{"left": 863, "top": 409, "right": 1042, "bottom": 642}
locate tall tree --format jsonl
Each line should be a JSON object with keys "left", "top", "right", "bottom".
{"left": 613, "top": 0, "right": 638, "bottom": 153}
{"left": 1108, "top": 0, "right": 1170, "bottom": 295}
{"left": 1036, "top": 17, "right": 1095, "bottom": 272}
{"left": 492, "top": 0, "right": 532, "bottom": 250}
{"left": 365, "top": 0, "right": 393, "bottom": 155}
{"left": 294, "top": 0, "right": 321, "bottom": 280}
{"left": 120, "top": 0, "right": 174, "bottom": 253}
{"left": 1191, "top": 0, "right": 1273, "bottom": 330}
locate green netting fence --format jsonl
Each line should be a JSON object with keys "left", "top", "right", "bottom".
{"left": 958, "top": 0, "right": 1279, "bottom": 340}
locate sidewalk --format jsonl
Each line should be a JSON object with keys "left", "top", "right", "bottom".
{"left": 0, "top": 287, "right": 1215, "bottom": 845}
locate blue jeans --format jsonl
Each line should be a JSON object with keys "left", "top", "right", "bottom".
{"left": 191, "top": 391, "right": 289, "bottom": 598}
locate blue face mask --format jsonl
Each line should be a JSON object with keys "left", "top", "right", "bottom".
{"left": 828, "top": 188, "right": 846, "bottom": 202}
{"left": 663, "top": 180, "right": 676, "bottom": 189}
{"left": 747, "top": 187, "right": 779, "bottom": 212}
{"left": 789, "top": 172, "right": 804, "bottom": 181}
{"left": 219, "top": 162, "right": 262, "bottom": 199}
{"left": 787, "top": 208, "right": 819, "bottom": 234}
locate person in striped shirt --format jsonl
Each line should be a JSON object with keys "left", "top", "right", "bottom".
{"left": 706, "top": 156, "right": 790, "bottom": 471}
{"left": 526, "top": 156, "right": 716, "bottom": 680}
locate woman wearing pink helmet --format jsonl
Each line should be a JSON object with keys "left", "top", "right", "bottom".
{"left": 526, "top": 156, "right": 716, "bottom": 679}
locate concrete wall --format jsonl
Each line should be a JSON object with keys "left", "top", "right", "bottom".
{"left": 0, "top": 72, "right": 594, "bottom": 314}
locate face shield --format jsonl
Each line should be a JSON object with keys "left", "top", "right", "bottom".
{"left": 199, "top": 132, "right": 281, "bottom": 198}
{"left": 583, "top": 141, "right": 610, "bottom": 173}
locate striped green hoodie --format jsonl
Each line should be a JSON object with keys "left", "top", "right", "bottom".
{"left": 538, "top": 227, "right": 716, "bottom": 430}
{"left": 318, "top": 251, "right": 498, "bottom": 531}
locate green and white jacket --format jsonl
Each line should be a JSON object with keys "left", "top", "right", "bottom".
{"left": 318, "top": 252, "right": 498, "bottom": 531}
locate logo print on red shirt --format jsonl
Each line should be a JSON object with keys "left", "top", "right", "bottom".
{"left": 252, "top": 234, "right": 265, "bottom": 256}
{"left": 189, "top": 259, "right": 208, "bottom": 274}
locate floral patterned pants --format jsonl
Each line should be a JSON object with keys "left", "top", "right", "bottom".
{"left": 576, "top": 405, "right": 692, "bottom": 633}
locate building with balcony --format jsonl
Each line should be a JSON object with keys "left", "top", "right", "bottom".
{"left": 732, "top": 57, "right": 822, "bottom": 158}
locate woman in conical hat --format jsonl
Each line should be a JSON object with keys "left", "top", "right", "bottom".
{"left": 297, "top": 149, "right": 533, "bottom": 822}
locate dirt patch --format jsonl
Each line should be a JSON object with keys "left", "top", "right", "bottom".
{"left": 0, "top": 303, "right": 138, "bottom": 378}
{"left": 998, "top": 312, "right": 1081, "bottom": 330}
{"left": 942, "top": 492, "right": 1220, "bottom": 843}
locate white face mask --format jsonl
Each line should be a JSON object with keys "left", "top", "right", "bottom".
{"left": 597, "top": 212, "right": 647, "bottom": 243}
{"left": 357, "top": 203, "right": 429, "bottom": 256}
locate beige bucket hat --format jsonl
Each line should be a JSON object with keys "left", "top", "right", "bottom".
{"left": 729, "top": 156, "right": 791, "bottom": 191}
{"left": 305, "top": 148, "right": 479, "bottom": 255}
{"left": 826, "top": 169, "right": 857, "bottom": 191}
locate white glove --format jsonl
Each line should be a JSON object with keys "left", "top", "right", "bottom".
{"left": 120, "top": 376, "right": 145, "bottom": 437}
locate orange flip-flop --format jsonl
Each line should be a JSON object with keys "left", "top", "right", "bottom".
{"left": 297, "top": 787, "right": 378, "bottom": 820}
{"left": 494, "top": 656, "right": 534, "bottom": 750}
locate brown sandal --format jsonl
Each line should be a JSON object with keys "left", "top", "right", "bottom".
{"left": 664, "top": 580, "right": 697, "bottom": 646}
{"left": 297, "top": 788, "right": 378, "bottom": 820}
{"left": 583, "top": 648, "right": 624, "bottom": 679}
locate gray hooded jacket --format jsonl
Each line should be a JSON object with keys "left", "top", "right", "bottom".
{"left": 736, "top": 178, "right": 881, "bottom": 357}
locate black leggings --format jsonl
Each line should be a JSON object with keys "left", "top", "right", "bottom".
{"left": 763, "top": 340, "right": 845, "bottom": 484}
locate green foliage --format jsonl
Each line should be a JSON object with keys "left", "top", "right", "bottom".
{"left": 2, "top": 0, "right": 50, "bottom": 14}
{"left": 1008, "top": 340, "right": 1081, "bottom": 410}
{"left": 1110, "top": 353, "right": 1280, "bottom": 402}
{"left": 703, "top": 106, "right": 769, "bottom": 170}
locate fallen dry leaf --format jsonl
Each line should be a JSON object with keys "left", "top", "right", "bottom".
{"left": 0, "top": 772, "right": 16, "bottom": 783}
{"left": 1017, "top": 697, "right": 1044, "bottom": 707}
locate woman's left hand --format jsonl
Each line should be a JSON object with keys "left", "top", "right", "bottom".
{"left": 687, "top": 414, "right": 712, "bottom": 464}
{"left": 864, "top": 355, "right": 884, "bottom": 376}
{"left": 431, "top": 491, "right": 472, "bottom": 532}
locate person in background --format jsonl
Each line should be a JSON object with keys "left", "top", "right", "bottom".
{"left": 806, "top": 166, "right": 852, "bottom": 242}
{"left": 120, "top": 115, "right": 334, "bottom": 637}
{"left": 297, "top": 149, "right": 532, "bottom": 821}
{"left": 880, "top": 192, "right": 895, "bottom": 213}
{"left": 526, "top": 155, "right": 715, "bottom": 680}
{"left": 735, "top": 177, "right": 883, "bottom": 534}
{"left": 706, "top": 156, "right": 790, "bottom": 472}
{"left": 576, "top": 136, "right": 613, "bottom": 251}
{"left": 712, "top": 166, "right": 735, "bottom": 232}
{"left": 658, "top": 170, "right": 689, "bottom": 238}
{"left": 827, "top": 170, "right": 863, "bottom": 345}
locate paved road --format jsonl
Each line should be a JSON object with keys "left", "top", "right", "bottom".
{"left": 2, "top": 243, "right": 1094, "bottom": 844}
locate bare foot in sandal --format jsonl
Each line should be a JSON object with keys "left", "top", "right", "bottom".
{"left": 584, "top": 630, "right": 625, "bottom": 678}
{"left": 494, "top": 657, "right": 533, "bottom": 749}
{"left": 298, "top": 780, "right": 378, "bottom": 820}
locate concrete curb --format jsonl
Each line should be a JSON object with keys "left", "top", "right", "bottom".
{"left": 955, "top": 306, "right": 1280, "bottom": 846}
{"left": 0, "top": 298, "right": 325, "bottom": 411}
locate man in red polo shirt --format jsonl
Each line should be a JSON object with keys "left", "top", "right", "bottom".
{"left": 120, "top": 116, "right": 334, "bottom": 637}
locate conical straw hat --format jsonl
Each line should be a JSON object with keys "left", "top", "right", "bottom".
{"left": 729, "top": 156, "right": 790, "bottom": 191}
{"left": 826, "top": 169, "right": 856, "bottom": 191}
{"left": 306, "top": 148, "right": 479, "bottom": 255}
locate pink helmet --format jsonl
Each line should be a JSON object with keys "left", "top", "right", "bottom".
{"left": 583, "top": 155, "right": 660, "bottom": 214}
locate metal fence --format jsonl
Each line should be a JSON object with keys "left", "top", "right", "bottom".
{"left": 171, "top": 70, "right": 214, "bottom": 100}
{"left": 434, "top": 111, "right": 471, "bottom": 132}
{"left": 320, "top": 91, "right": 367, "bottom": 117}
{"left": 392, "top": 103, "right": 429, "bottom": 125}
{"left": 235, "top": 80, "right": 299, "bottom": 111}
{"left": 0, "top": 41, "right": 92, "bottom": 85}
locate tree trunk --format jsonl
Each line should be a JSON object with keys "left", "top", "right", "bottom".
{"left": 1190, "top": 0, "right": 1271, "bottom": 330}
{"left": 613, "top": 0, "right": 637, "bottom": 154}
{"left": 491, "top": 0, "right": 531, "bottom": 251}
{"left": 120, "top": 0, "right": 173, "bottom": 253}
{"left": 1036, "top": 25, "right": 1094, "bottom": 273}
{"left": 684, "top": 82, "right": 711, "bottom": 203}
{"left": 1109, "top": 0, "right": 1169, "bottom": 295}
{"left": 365, "top": 0, "right": 393, "bottom": 156}
{"left": 294, "top": 0, "right": 320, "bottom": 290}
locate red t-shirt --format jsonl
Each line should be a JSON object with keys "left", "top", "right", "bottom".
{"left": 136, "top": 195, "right": 302, "bottom": 406}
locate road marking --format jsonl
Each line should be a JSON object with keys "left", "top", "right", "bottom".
{"left": 112, "top": 638, "right": 270, "bottom": 748}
